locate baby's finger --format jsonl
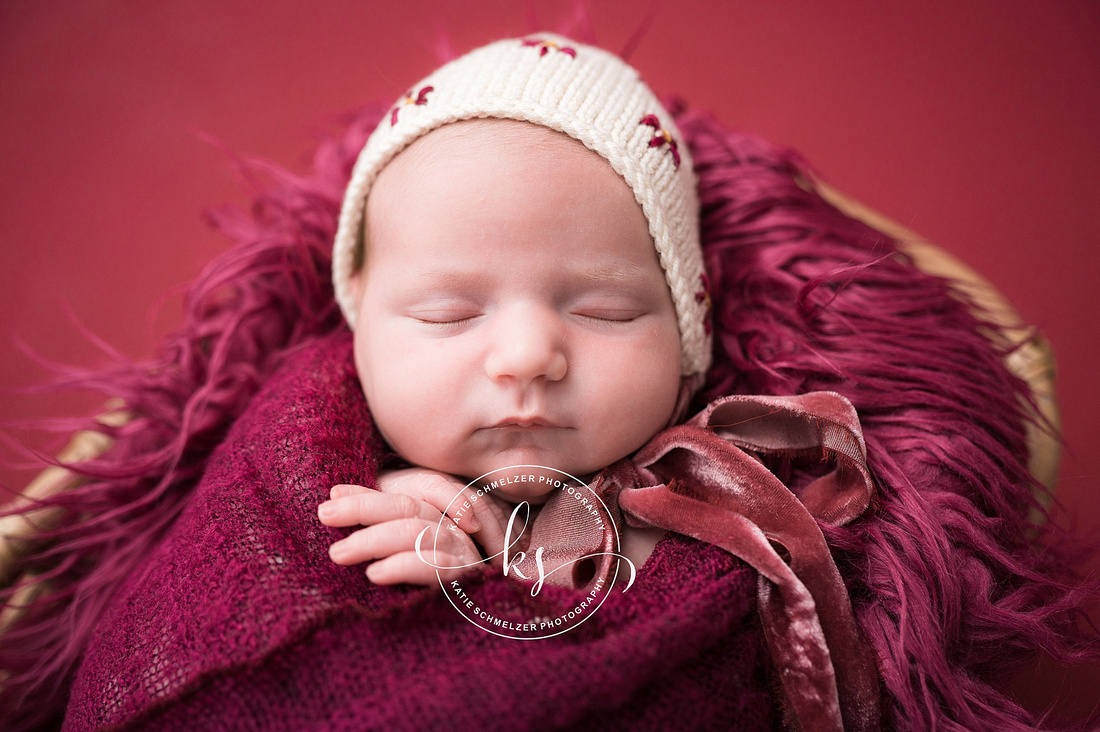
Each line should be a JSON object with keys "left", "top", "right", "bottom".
{"left": 329, "top": 517, "right": 473, "bottom": 565}
{"left": 330, "top": 483, "right": 372, "bottom": 499}
{"left": 318, "top": 491, "right": 432, "bottom": 528}
{"left": 366, "top": 550, "right": 475, "bottom": 586}
{"left": 468, "top": 496, "right": 516, "bottom": 563}
{"left": 380, "top": 471, "right": 483, "bottom": 534}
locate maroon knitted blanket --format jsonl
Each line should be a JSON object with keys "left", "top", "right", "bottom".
{"left": 4, "top": 104, "right": 1078, "bottom": 730}
{"left": 62, "top": 332, "right": 781, "bottom": 731}
{"left": 10, "top": 104, "right": 1081, "bottom": 732}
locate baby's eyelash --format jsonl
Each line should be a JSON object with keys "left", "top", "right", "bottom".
{"left": 574, "top": 312, "right": 640, "bottom": 324}
{"left": 413, "top": 315, "right": 479, "bottom": 329}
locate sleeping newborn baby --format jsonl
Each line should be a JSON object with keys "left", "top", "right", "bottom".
{"left": 315, "top": 35, "right": 710, "bottom": 586}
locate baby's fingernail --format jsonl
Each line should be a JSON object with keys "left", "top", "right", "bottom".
{"left": 329, "top": 541, "right": 348, "bottom": 561}
{"left": 330, "top": 485, "right": 348, "bottom": 498}
{"left": 318, "top": 502, "right": 335, "bottom": 520}
{"left": 466, "top": 514, "right": 482, "bottom": 532}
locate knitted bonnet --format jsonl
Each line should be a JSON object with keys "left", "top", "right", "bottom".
{"left": 332, "top": 34, "right": 711, "bottom": 376}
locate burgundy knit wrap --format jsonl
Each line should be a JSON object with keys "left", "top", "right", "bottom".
{"left": 62, "top": 333, "right": 779, "bottom": 731}
{"left": 4, "top": 100, "right": 1095, "bottom": 732}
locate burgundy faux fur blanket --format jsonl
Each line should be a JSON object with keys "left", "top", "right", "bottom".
{"left": 63, "top": 332, "right": 784, "bottom": 731}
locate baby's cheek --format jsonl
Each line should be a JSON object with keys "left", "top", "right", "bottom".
{"left": 595, "top": 342, "right": 680, "bottom": 443}
{"left": 353, "top": 334, "right": 416, "bottom": 440}
{"left": 356, "top": 358, "right": 469, "bottom": 471}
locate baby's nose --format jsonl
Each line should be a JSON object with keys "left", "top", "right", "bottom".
{"left": 483, "top": 306, "right": 567, "bottom": 384}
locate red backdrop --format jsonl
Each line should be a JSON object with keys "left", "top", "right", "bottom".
{"left": 2, "top": 0, "right": 1098, "bottom": 719}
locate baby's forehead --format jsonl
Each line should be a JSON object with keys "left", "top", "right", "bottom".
{"left": 360, "top": 117, "right": 662, "bottom": 285}
{"left": 363, "top": 117, "right": 638, "bottom": 245}
{"left": 385, "top": 118, "right": 603, "bottom": 177}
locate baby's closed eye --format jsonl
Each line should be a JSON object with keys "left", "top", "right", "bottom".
{"left": 411, "top": 310, "right": 482, "bottom": 326}
{"left": 405, "top": 300, "right": 484, "bottom": 330}
{"left": 571, "top": 308, "right": 644, "bottom": 323}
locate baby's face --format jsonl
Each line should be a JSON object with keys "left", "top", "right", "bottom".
{"left": 349, "top": 120, "right": 682, "bottom": 503}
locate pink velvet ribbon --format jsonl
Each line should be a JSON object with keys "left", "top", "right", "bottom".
{"left": 518, "top": 391, "right": 881, "bottom": 732}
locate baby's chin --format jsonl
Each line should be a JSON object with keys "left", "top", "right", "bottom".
{"left": 444, "top": 450, "right": 600, "bottom": 483}
{"left": 450, "top": 460, "right": 600, "bottom": 506}
{"left": 485, "top": 464, "right": 610, "bottom": 506}
{"left": 490, "top": 484, "right": 556, "bottom": 505}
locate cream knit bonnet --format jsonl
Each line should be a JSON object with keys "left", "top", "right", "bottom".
{"left": 332, "top": 33, "right": 711, "bottom": 377}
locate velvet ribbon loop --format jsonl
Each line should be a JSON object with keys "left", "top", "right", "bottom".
{"left": 540, "top": 392, "right": 881, "bottom": 732}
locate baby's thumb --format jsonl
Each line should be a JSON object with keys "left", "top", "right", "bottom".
{"left": 473, "top": 501, "right": 528, "bottom": 571}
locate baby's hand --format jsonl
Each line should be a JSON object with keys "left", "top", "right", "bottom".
{"left": 317, "top": 469, "right": 509, "bottom": 586}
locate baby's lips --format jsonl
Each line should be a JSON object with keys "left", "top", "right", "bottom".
{"left": 486, "top": 411, "right": 564, "bottom": 429}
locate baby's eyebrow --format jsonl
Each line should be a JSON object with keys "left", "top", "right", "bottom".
{"left": 412, "top": 270, "right": 485, "bottom": 288}
{"left": 578, "top": 263, "right": 653, "bottom": 283}
{"left": 411, "top": 265, "right": 652, "bottom": 286}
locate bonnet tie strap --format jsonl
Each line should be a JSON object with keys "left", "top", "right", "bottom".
{"left": 526, "top": 392, "right": 881, "bottom": 732}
